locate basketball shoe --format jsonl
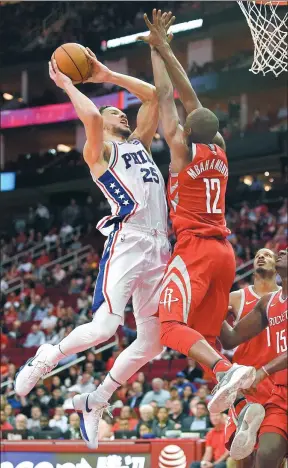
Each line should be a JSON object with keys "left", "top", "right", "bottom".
{"left": 14, "top": 343, "right": 55, "bottom": 396}
{"left": 73, "top": 393, "right": 112, "bottom": 449}
{"left": 208, "top": 363, "right": 256, "bottom": 413}
{"left": 226, "top": 402, "right": 265, "bottom": 460}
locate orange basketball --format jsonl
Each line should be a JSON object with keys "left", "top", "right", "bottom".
{"left": 52, "top": 43, "right": 91, "bottom": 83}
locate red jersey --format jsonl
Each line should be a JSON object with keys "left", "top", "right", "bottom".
{"left": 233, "top": 286, "right": 278, "bottom": 369}
{"left": 168, "top": 143, "right": 230, "bottom": 238}
{"left": 266, "top": 289, "right": 287, "bottom": 386}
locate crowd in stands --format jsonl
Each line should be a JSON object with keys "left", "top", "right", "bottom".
{"left": 0, "top": 188, "right": 286, "bottom": 467}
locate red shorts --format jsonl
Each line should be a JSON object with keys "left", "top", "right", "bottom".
{"left": 245, "top": 377, "right": 275, "bottom": 406}
{"left": 159, "top": 233, "right": 236, "bottom": 339}
{"left": 259, "top": 385, "right": 288, "bottom": 440}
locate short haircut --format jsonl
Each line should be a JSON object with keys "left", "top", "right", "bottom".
{"left": 99, "top": 105, "right": 112, "bottom": 114}
{"left": 185, "top": 107, "right": 219, "bottom": 144}
{"left": 197, "top": 401, "right": 208, "bottom": 408}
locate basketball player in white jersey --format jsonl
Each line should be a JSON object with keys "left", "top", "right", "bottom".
{"left": 15, "top": 43, "right": 172, "bottom": 448}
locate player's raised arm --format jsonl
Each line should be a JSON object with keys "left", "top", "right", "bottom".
{"left": 49, "top": 59, "right": 105, "bottom": 170}
{"left": 220, "top": 295, "right": 271, "bottom": 349}
{"left": 141, "top": 9, "right": 225, "bottom": 150}
{"left": 85, "top": 48, "right": 158, "bottom": 150}
{"left": 150, "top": 46, "right": 190, "bottom": 173}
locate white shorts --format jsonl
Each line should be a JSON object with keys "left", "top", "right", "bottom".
{"left": 92, "top": 223, "right": 170, "bottom": 325}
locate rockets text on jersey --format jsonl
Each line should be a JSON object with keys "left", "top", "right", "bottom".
{"left": 266, "top": 289, "right": 287, "bottom": 386}
{"left": 168, "top": 143, "right": 231, "bottom": 238}
{"left": 233, "top": 285, "right": 279, "bottom": 369}
{"left": 91, "top": 139, "right": 167, "bottom": 236}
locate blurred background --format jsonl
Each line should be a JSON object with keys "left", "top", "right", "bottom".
{"left": 0, "top": 1, "right": 287, "bottom": 465}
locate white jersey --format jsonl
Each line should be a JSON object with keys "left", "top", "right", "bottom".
{"left": 92, "top": 139, "right": 168, "bottom": 235}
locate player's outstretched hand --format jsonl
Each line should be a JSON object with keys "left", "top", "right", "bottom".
{"left": 137, "top": 9, "right": 175, "bottom": 47}
{"left": 49, "top": 59, "right": 72, "bottom": 89}
{"left": 84, "top": 48, "right": 112, "bottom": 84}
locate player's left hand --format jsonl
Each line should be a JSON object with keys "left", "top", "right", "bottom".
{"left": 245, "top": 367, "right": 267, "bottom": 395}
{"left": 84, "top": 48, "right": 112, "bottom": 84}
{"left": 49, "top": 59, "right": 72, "bottom": 89}
{"left": 137, "top": 9, "right": 175, "bottom": 47}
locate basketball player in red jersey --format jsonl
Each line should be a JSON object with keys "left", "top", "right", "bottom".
{"left": 142, "top": 9, "right": 257, "bottom": 414}
{"left": 225, "top": 248, "right": 281, "bottom": 463}
{"left": 221, "top": 248, "right": 287, "bottom": 468}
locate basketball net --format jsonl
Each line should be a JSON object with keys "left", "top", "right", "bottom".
{"left": 238, "top": 1, "right": 288, "bottom": 76}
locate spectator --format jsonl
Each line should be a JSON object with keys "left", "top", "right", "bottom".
{"left": 197, "top": 385, "right": 212, "bottom": 403}
{"left": 35, "top": 386, "right": 51, "bottom": 407}
{"left": 174, "top": 371, "right": 197, "bottom": 394}
{"left": 37, "top": 415, "right": 62, "bottom": 438}
{"left": 35, "top": 250, "right": 50, "bottom": 268}
{"left": 52, "top": 264, "right": 66, "bottom": 284}
{"left": 64, "top": 366, "right": 79, "bottom": 388}
{"left": 17, "top": 256, "right": 34, "bottom": 273}
{"left": 60, "top": 223, "right": 73, "bottom": 238}
{"left": 152, "top": 407, "right": 175, "bottom": 437}
{"left": 136, "top": 371, "right": 150, "bottom": 393}
{"left": 51, "top": 375, "right": 62, "bottom": 391}
{"left": 0, "top": 332, "right": 9, "bottom": 351}
{"left": 23, "top": 324, "right": 45, "bottom": 348}
{"left": 136, "top": 404, "right": 155, "bottom": 437}
{"left": 63, "top": 389, "right": 80, "bottom": 410}
{"left": 140, "top": 378, "right": 170, "bottom": 407}
{"left": 182, "top": 385, "right": 194, "bottom": 415}
{"left": 15, "top": 413, "right": 28, "bottom": 431}
{"left": 112, "top": 406, "right": 138, "bottom": 432}
{"left": 40, "top": 309, "right": 57, "bottom": 330}
{"left": 182, "top": 402, "right": 211, "bottom": 432}
{"left": 35, "top": 203, "right": 50, "bottom": 221}
{"left": 33, "top": 298, "right": 50, "bottom": 321}
{"left": 139, "top": 423, "right": 153, "bottom": 438}
{"left": 62, "top": 199, "right": 80, "bottom": 226}
{"left": 183, "top": 358, "right": 204, "bottom": 382}
{"left": 64, "top": 412, "right": 81, "bottom": 439}
{"left": 27, "top": 406, "right": 42, "bottom": 431}
{"left": 49, "top": 388, "right": 64, "bottom": 409}
{"left": 26, "top": 294, "right": 42, "bottom": 320}
{"left": 3, "top": 404, "right": 15, "bottom": 427}
{"left": 8, "top": 320, "right": 22, "bottom": 340}
{"left": 1, "top": 355, "right": 10, "bottom": 378}
{"left": 98, "top": 417, "right": 113, "bottom": 441}
{"left": 169, "top": 399, "right": 186, "bottom": 428}
{"left": 0, "top": 410, "right": 13, "bottom": 430}
{"left": 49, "top": 406, "right": 68, "bottom": 433}
{"left": 44, "top": 229, "right": 58, "bottom": 244}
{"left": 126, "top": 381, "right": 144, "bottom": 409}
{"left": 190, "top": 413, "right": 230, "bottom": 468}
{"left": 77, "top": 372, "right": 96, "bottom": 393}
{"left": 169, "top": 386, "right": 180, "bottom": 402}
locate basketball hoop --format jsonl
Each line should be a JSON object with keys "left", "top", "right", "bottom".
{"left": 238, "top": 0, "right": 288, "bottom": 76}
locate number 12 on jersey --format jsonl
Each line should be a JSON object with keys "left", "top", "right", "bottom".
{"left": 203, "top": 178, "right": 222, "bottom": 214}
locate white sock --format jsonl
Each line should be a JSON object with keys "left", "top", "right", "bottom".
{"left": 90, "top": 373, "right": 121, "bottom": 403}
{"left": 90, "top": 317, "right": 163, "bottom": 403}
{"left": 47, "top": 303, "right": 121, "bottom": 364}
{"left": 48, "top": 344, "right": 66, "bottom": 365}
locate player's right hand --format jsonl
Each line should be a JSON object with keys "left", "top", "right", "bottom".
{"left": 137, "top": 9, "right": 175, "bottom": 47}
{"left": 49, "top": 59, "right": 72, "bottom": 89}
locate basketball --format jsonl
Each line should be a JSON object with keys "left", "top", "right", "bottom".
{"left": 52, "top": 43, "right": 91, "bottom": 83}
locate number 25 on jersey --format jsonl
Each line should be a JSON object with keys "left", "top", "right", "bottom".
{"left": 204, "top": 178, "right": 222, "bottom": 214}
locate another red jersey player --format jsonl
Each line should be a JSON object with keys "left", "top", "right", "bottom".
{"left": 225, "top": 248, "right": 281, "bottom": 463}
{"left": 142, "top": 9, "right": 256, "bottom": 414}
{"left": 221, "top": 249, "right": 288, "bottom": 468}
